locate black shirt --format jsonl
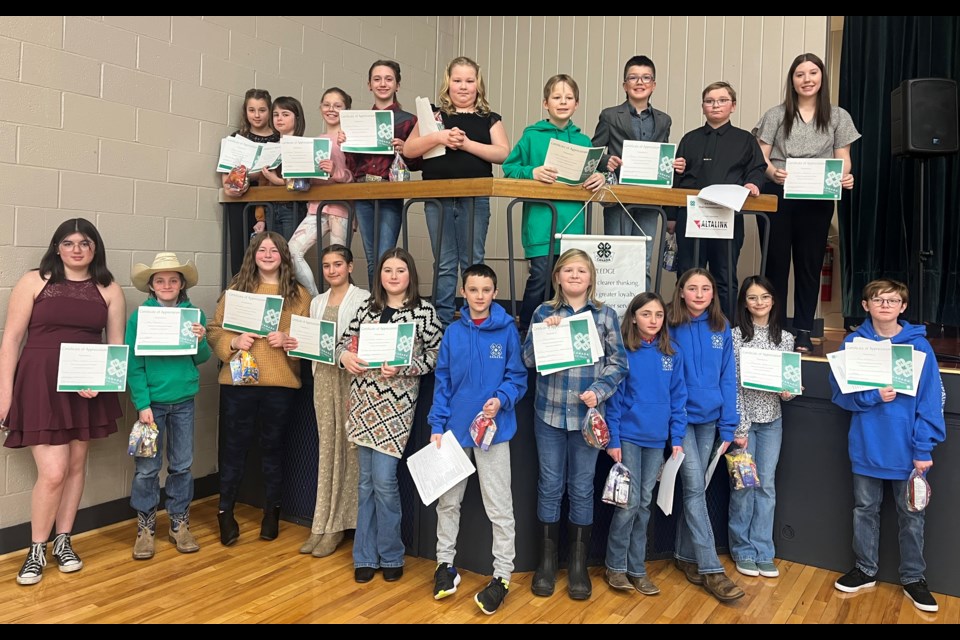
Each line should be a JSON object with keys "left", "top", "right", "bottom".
{"left": 673, "top": 121, "right": 766, "bottom": 190}
{"left": 421, "top": 108, "right": 502, "bottom": 180}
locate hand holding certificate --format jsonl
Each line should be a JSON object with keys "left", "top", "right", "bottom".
{"left": 619, "top": 140, "right": 676, "bottom": 187}
{"left": 544, "top": 139, "right": 606, "bottom": 185}
{"left": 531, "top": 313, "right": 600, "bottom": 374}
{"left": 288, "top": 315, "right": 336, "bottom": 364}
{"left": 784, "top": 158, "right": 844, "bottom": 200}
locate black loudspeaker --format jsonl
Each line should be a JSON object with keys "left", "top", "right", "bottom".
{"left": 891, "top": 78, "right": 959, "bottom": 156}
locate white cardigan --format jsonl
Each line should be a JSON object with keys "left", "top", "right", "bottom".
{"left": 309, "top": 283, "right": 370, "bottom": 373}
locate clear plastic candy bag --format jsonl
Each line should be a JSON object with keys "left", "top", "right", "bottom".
{"left": 602, "top": 462, "right": 632, "bottom": 508}
{"left": 389, "top": 153, "right": 410, "bottom": 182}
{"left": 724, "top": 448, "right": 760, "bottom": 490}
{"left": 581, "top": 407, "right": 610, "bottom": 449}
{"left": 905, "top": 468, "right": 932, "bottom": 512}
{"left": 229, "top": 350, "right": 259, "bottom": 385}
{"left": 225, "top": 165, "right": 249, "bottom": 191}
{"left": 286, "top": 178, "right": 311, "bottom": 192}
{"left": 469, "top": 411, "right": 497, "bottom": 451}
{"left": 128, "top": 420, "right": 159, "bottom": 458}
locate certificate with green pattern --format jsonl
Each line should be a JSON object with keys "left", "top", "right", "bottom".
{"left": 288, "top": 315, "right": 336, "bottom": 365}
{"left": 340, "top": 110, "right": 395, "bottom": 154}
{"left": 134, "top": 307, "right": 200, "bottom": 356}
{"left": 358, "top": 322, "right": 415, "bottom": 367}
{"left": 740, "top": 348, "right": 803, "bottom": 395}
{"left": 57, "top": 344, "right": 129, "bottom": 392}
{"left": 619, "top": 141, "right": 676, "bottom": 187}
{"left": 223, "top": 290, "right": 284, "bottom": 336}
{"left": 784, "top": 158, "right": 844, "bottom": 200}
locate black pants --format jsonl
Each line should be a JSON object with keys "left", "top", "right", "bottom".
{"left": 676, "top": 208, "right": 745, "bottom": 321}
{"left": 758, "top": 183, "right": 834, "bottom": 332}
{"left": 225, "top": 202, "right": 258, "bottom": 277}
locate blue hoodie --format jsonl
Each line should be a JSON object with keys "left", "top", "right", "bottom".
{"left": 607, "top": 339, "right": 688, "bottom": 449}
{"left": 671, "top": 312, "right": 739, "bottom": 442}
{"left": 829, "top": 318, "right": 946, "bottom": 479}
{"left": 428, "top": 302, "right": 528, "bottom": 447}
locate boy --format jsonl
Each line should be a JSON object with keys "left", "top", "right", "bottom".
{"left": 673, "top": 81, "right": 766, "bottom": 319}
{"left": 829, "top": 279, "right": 946, "bottom": 613}
{"left": 503, "top": 74, "right": 606, "bottom": 333}
{"left": 592, "top": 55, "right": 674, "bottom": 292}
{"left": 427, "top": 264, "right": 528, "bottom": 615}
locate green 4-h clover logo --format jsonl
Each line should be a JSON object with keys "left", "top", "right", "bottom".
{"left": 108, "top": 358, "right": 127, "bottom": 379}
{"left": 315, "top": 149, "right": 330, "bottom": 165}
{"left": 320, "top": 334, "right": 335, "bottom": 351}
{"left": 181, "top": 321, "right": 195, "bottom": 338}
{"left": 396, "top": 335, "right": 413, "bottom": 354}
{"left": 659, "top": 156, "right": 674, "bottom": 173}
{"left": 783, "top": 365, "right": 801, "bottom": 384}
{"left": 573, "top": 334, "right": 591, "bottom": 351}
{"left": 893, "top": 357, "right": 913, "bottom": 378}
{"left": 263, "top": 309, "right": 281, "bottom": 330}
{"left": 584, "top": 158, "right": 600, "bottom": 174}
{"left": 377, "top": 123, "right": 393, "bottom": 144}
{"left": 825, "top": 170, "right": 842, "bottom": 189}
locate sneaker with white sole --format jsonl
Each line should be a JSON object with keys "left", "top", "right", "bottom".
{"left": 903, "top": 580, "right": 938, "bottom": 612}
{"left": 475, "top": 577, "right": 509, "bottom": 615}
{"left": 834, "top": 567, "right": 876, "bottom": 593}
{"left": 736, "top": 559, "right": 760, "bottom": 577}
{"left": 757, "top": 561, "right": 780, "bottom": 578}
{"left": 433, "top": 562, "right": 461, "bottom": 600}
{"left": 52, "top": 533, "right": 83, "bottom": 573}
{"left": 16, "top": 543, "right": 46, "bottom": 586}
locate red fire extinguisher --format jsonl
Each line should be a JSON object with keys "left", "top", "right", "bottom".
{"left": 821, "top": 245, "right": 834, "bottom": 302}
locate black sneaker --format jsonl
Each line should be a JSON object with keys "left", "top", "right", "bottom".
{"left": 52, "top": 533, "right": 83, "bottom": 573}
{"left": 474, "top": 577, "right": 509, "bottom": 615}
{"left": 16, "top": 543, "right": 46, "bottom": 586}
{"left": 834, "top": 567, "right": 876, "bottom": 593}
{"left": 433, "top": 562, "right": 461, "bottom": 600}
{"left": 903, "top": 580, "right": 939, "bottom": 612}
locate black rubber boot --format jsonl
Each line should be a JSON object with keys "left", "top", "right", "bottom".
{"left": 531, "top": 520, "right": 560, "bottom": 597}
{"left": 260, "top": 504, "right": 281, "bottom": 541}
{"left": 218, "top": 509, "right": 240, "bottom": 546}
{"left": 567, "top": 523, "right": 593, "bottom": 601}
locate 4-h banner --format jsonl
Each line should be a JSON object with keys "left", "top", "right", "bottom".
{"left": 558, "top": 234, "right": 647, "bottom": 318}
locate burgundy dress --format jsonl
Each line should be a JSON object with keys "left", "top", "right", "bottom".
{"left": 4, "top": 278, "right": 122, "bottom": 448}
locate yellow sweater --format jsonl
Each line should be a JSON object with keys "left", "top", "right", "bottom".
{"left": 208, "top": 282, "right": 311, "bottom": 388}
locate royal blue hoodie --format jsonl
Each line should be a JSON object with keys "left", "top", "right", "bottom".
{"left": 607, "top": 339, "right": 688, "bottom": 449}
{"left": 428, "top": 302, "right": 528, "bottom": 447}
{"left": 829, "top": 318, "right": 946, "bottom": 479}
{"left": 671, "top": 312, "right": 739, "bottom": 442}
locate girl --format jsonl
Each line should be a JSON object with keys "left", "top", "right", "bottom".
{"left": 299, "top": 244, "right": 370, "bottom": 558}
{"left": 337, "top": 248, "right": 442, "bottom": 584}
{"left": 604, "top": 292, "right": 687, "bottom": 596}
{"left": 289, "top": 88, "right": 355, "bottom": 297}
{"left": 126, "top": 253, "right": 210, "bottom": 560}
{"left": 729, "top": 275, "right": 795, "bottom": 579}
{"left": 0, "top": 218, "right": 126, "bottom": 585}
{"left": 667, "top": 268, "right": 743, "bottom": 602}
{"left": 345, "top": 60, "right": 420, "bottom": 285}
{"left": 521, "top": 249, "right": 627, "bottom": 601}
{"left": 257, "top": 96, "right": 308, "bottom": 241}
{"left": 222, "top": 88, "right": 280, "bottom": 276}
{"left": 403, "top": 56, "right": 510, "bottom": 327}
{"left": 207, "top": 232, "right": 310, "bottom": 546}
{"left": 755, "top": 53, "right": 860, "bottom": 352}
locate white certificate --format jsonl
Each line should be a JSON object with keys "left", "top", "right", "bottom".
{"left": 544, "top": 139, "right": 606, "bottom": 185}
{"left": 619, "top": 140, "right": 676, "bottom": 187}
{"left": 405, "top": 430, "right": 477, "bottom": 506}
{"left": 685, "top": 195, "right": 735, "bottom": 239}
{"left": 656, "top": 451, "right": 685, "bottom": 516}
{"left": 698, "top": 184, "right": 750, "bottom": 212}
{"left": 532, "top": 316, "right": 595, "bottom": 374}
{"left": 223, "top": 290, "right": 284, "bottom": 336}
{"left": 134, "top": 307, "right": 200, "bottom": 356}
{"left": 844, "top": 340, "right": 892, "bottom": 388}
{"left": 249, "top": 142, "right": 281, "bottom": 174}
{"left": 280, "top": 135, "right": 331, "bottom": 179}
{"left": 57, "top": 343, "right": 129, "bottom": 392}
{"left": 340, "top": 110, "right": 395, "bottom": 154}
{"left": 740, "top": 348, "right": 802, "bottom": 395}
{"left": 415, "top": 96, "right": 445, "bottom": 159}
{"left": 288, "top": 315, "right": 336, "bottom": 365}
{"left": 357, "top": 322, "right": 415, "bottom": 367}
{"left": 784, "top": 158, "right": 844, "bottom": 200}
{"left": 217, "top": 135, "right": 262, "bottom": 173}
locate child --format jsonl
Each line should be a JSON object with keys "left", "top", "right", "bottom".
{"left": 257, "top": 96, "right": 308, "bottom": 241}
{"left": 674, "top": 81, "right": 767, "bottom": 319}
{"left": 829, "top": 279, "right": 946, "bottom": 613}
{"left": 503, "top": 74, "right": 606, "bottom": 333}
{"left": 604, "top": 292, "right": 686, "bottom": 596}
{"left": 299, "top": 244, "right": 369, "bottom": 558}
{"left": 521, "top": 248, "right": 628, "bottom": 601}
{"left": 289, "top": 88, "right": 355, "bottom": 296}
{"left": 592, "top": 55, "right": 675, "bottom": 291}
{"left": 345, "top": 60, "right": 420, "bottom": 285}
{"left": 126, "top": 253, "right": 211, "bottom": 560}
{"left": 206, "top": 232, "right": 310, "bottom": 546}
{"left": 728, "top": 275, "right": 794, "bottom": 579}
{"left": 336, "top": 248, "right": 442, "bottom": 584}
{"left": 427, "top": 264, "right": 527, "bottom": 614}
{"left": 403, "top": 57, "right": 511, "bottom": 327}
{"left": 667, "top": 268, "right": 744, "bottom": 602}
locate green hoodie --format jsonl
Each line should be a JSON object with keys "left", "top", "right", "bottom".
{"left": 125, "top": 297, "right": 211, "bottom": 411}
{"left": 502, "top": 118, "right": 591, "bottom": 258}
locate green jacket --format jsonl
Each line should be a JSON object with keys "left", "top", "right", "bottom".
{"left": 502, "top": 118, "right": 590, "bottom": 257}
{"left": 125, "top": 298, "right": 211, "bottom": 410}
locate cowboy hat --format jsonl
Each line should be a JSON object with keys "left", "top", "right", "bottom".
{"left": 131, "top": 252, "right": 199, "bottom": 292}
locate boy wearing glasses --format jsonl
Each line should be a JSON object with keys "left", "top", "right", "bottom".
{"left": 592, "top": 55, "right": 675, "bottom": 292}
{"left": 829, "top": 279, "right": 946, "bottom": 613}
{"left": 673, "top": 81, "right": 767, "bottom": 320}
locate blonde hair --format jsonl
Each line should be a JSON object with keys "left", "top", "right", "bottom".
{"left": 438, "top": 57, "right": 491, "bottom": 116}
{"left": 226, "top": 232, "right": 302, "bottom": 304}
{"left": 542, "top": 74, "right": 580, "bottom": 102}
{"left": 546, "top": 249, "right": 602, "bottom": 310}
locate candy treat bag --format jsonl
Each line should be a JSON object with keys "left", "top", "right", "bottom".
{"left": 581, "top": 407, "right": 610, "bottom": 449}
{"left": 724, "top": 448, "right": 760, "bottom": 490}
{"left": 128, "top": 420, "right": 159, "bottom": 458}
{"left": 905, "top": 468, "right": 932, "bottom": 512}
{"left": 602, "top": 462, "right": 632, "bottom": 508}
{"left": 225, "top": 165, "right": 249, "bottom": 191}
{"left": 469, "top": 411, "right": 498, "bottom": 451}
{"left": 286, "top": 178, "right": 311, "bottom": 192}
{"left": 389, "top": 153, "right": 410, "bottom": 182}
{"left": 229, "top": 349, "right": 259, "bottom": 385}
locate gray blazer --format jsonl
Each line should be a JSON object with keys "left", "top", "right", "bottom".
{"left": 592, "top": 100, "right": 672, "bottom": 170}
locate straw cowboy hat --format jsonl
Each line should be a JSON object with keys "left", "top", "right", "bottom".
{"left": 131, "top": 252, "right": 199, "bottom": 292}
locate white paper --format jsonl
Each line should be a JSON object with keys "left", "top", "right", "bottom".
{"left": 619, "top": 140, "right": 675, "bottom": 188}
{"left": 784, "top": 158, "right": 843, "bottom": 200}
{"left": 656, "top": 451, "right": 685, "bottom": 516}
{"left": 544, "top": 139, "right": 606, "bottom": 185}
{"left": 249, "top": 142, "right": 281, "bottom": 174}
{"left": 697, "top": 184, "right": 750, "bottom": 212}
{"left": 415, "top": 97, "right": 445, "bottom": 159}
{"left": 685, "top": 195, "right": 735, "bottom": 239}
{"left": 287, "top": 314, "right": 338, "bottom": 364}
{"left": 279, "top": 135, "right": 331, "bottom": 179}
{"left": 900, "top": 350, "right": 926, "bottom": 398}
{"left": 217, "top": 135, "right": 261, "bottom": 173}
{"left": 739, "top": 348, "right": 784, "bottom": 392}
{"left": 223, "top": 290, "right": 284, "bottom": 336}
{"left": 340, "top": 110, "right": 395, "bottom": 154}
{"left": 704, "top": 442, "right": 725, "bottom": 485}
{"left": 827, "top": 351, "right": 875, "bottom": 394}
{"left": 531, "top": 311, "right": 600, "bottom": 375}
{"left": 405, "top": 430, "right": 477, "bottom": 505}
{"left": 357, "top": 322, "right": 415, "bottom": 367}
{"left": 845, "top": 340, "right": 893, "bottom": 387}
{"left": 56, "top": 343, "right": 128, "bottom": 392}
{"left": 134, "top": 307, "right": 199, "bottom": 356}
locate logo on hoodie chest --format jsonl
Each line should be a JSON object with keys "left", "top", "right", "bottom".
{"left": 711, "top": 334, "right": 724, "bottom": 349}
{"left": 490, "top": 343, "right": 503, "bottom": 359}
{"left": 661, "top": 355, "right": 673, "bottom": 371}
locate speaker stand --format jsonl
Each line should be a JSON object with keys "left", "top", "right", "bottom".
{"left": 910, "top": 157, "right": 934, "bottom": 325}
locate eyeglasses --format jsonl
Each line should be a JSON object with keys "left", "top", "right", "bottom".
{"left": 746, "top": 294, "right": 773, "bottom": 304}
{"left": 625, "top": 74, "right": 655, "bottom": 85}
{"left": 702, "top": 98, "right": 733, "bottom": 107}
{"left": 60, "top": 240, "right": 94, "bottom": 251}
{"left": 869, "top": 297, "right": 903, "bottom": 307}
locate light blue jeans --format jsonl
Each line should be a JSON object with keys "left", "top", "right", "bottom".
{"left": 674, "top": 421, "right": 723, "bottom": 574}
{"left": 353, "top": 445, "right": 405, "bottom": 569}
{"left": 425, "top": 197, "right": 491, "bottom": 327}
{"left": 605, "top": 443, "right": 663, "bottom": 576}
{"left": 534, "top": 416, "right": 600, "bottom": 526}
{"left": 603, "top": 206, "right": 659, "bottom": 292}
{"left": 852, "top": 473, "right": 927, "bottom": 584}
{"left": 355, "top": 199, "right": 403, "bottom": 284}
{"left": 728, "top": 417, "right": 782, "bottom": 564}
{"left": 130, "top": 399, "right": 195, "bottom": 517}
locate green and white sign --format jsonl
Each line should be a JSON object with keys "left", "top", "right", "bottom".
{"left": 280, "top": 136, "right": 332, "bottom": 179}
{"left": 784, "top": 158, "right": 844, "bottom": 200}
{"left": 340, "top": 110, "right": 395, "bottom": 154}
{"left": 223, "top": 290, "right": 285, "bottom": 336}
{"left": 57, "top": 344, "right": 129, "bottom": 392}
{"left": 533, "top": 318, "right": 595, "bottom": 373}
{"left": 619, "top": 141, "right": 676, "bottom": 187}
{"left": 740, "top": 348, "right": 803, "bottom": 395}
{"left": 544, "top": 139, "right": 607, "bottom": 185}
{"left": 358, "top": 322, "right": 415, "bottom": 367}
{"left": 135, "top": 307, "right": 201, "bottom": 356}
{"left": 288, "top": 315, "right": 337, "bottom": 365}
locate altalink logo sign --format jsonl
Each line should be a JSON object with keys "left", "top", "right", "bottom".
{"left": 595, "top": 241, "right": 612, "bottom": 263}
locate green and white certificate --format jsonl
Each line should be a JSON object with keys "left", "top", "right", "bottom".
{"left": 340, "top": 110, "right": 395, "bottom": 154}
{"left": 544, "top": 139, "right": 606, "bottom": 185}
{"left": 739, "top": 348, "right": 803, "bottom": 395}
{"left": 134, "top": 307, "right": 200, "bottom": 356}
{"left": 57, "top": 344, "right": 129, "bottom": 392}
{"left": 357, "top": 322, "right": 415, "bottom": 367}
{"left": 280, "top": 135, "right": 331, "bottom": 179}
{"left": 532, "top": 317, "right": 595, "bottom": 373}
{"left": 844, "top": 340, "right": 913, "bottom": 391}
{"left": 223, "top": 290, "right": 284, "bottom": 336}
{"left": 217, "top": 135, "right": 262, "bottom": 173}
{"left": 288, "top": 315, "right": 337, "bottom": 365}
{"left": 249, "top": 142, "right": 281, "bottom": 174}
{"left": 784, "top": 158, "right": 844, "bottom": 200}
{"left": 619, "top": 140, "right": 676, "bottom": 187}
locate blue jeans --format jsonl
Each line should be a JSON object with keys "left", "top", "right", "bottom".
{"left": 265, "top": 201, "right": 298, "bottom": 241}
{"left": 354, "top": 445, "right": 405, "bottom": 569}
{"left": 425, "top": 197, "right": 491, "bottom": 327}
{"left": 603, "top": 206, "right": 659, "bottom": 292}
{"left": 674, "top": 421, "right": 723, "bottom": 574}
{"left": 852, "top": 473, "right": 926, "bottom": 583}
{"left": 130, "top": 400, "right": 196, "bottom": 516}
{"left": 605, "top": 443, "right": 663, "bottom": 576}
{"left": 728, "top": 417, "right": 782, "bottom": 564}
{"left": 355, "top": 198, "right": 403, "bottom": 284}
{"left": 519, "top": 256, "right": 554, "bottom": 331}
{"left": 534, "top": 416, "right": 600, "bottom": 526}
